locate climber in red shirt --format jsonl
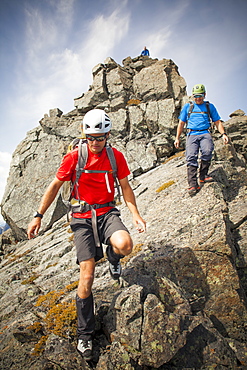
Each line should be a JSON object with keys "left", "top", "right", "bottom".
{"left": 27, "top": 109, "right": 146, "bottom": 362}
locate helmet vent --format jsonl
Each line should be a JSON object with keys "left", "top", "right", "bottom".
{"left": 83, "top": 109, "right": 112, "bottom": 134}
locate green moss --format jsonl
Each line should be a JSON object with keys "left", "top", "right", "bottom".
{"left": 121, "top": 352, "right": 130, "bottom": 362}
{"left": 151, "top": 340, "right": 163, "bottom": 352}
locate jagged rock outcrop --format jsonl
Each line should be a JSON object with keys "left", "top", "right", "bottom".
{"left": 1, "top": 56, "right": 187, "bottom": 241}
{"left": 0, "top": 56, "right": 247, "bottom": 369}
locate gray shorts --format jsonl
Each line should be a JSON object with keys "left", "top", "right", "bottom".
{"left": 70, "top": 208, "right": 129, "bottom": 263}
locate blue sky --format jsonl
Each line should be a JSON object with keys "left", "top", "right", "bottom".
{"left": 0, "top": 0, "right": 247, "bottom": 223}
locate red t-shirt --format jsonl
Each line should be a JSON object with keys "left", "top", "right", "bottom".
{"left": 56, "top": 145, "right": 130, "bottom": 218}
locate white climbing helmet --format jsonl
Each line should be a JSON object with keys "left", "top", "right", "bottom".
{"left": 82, "top": 109, "right": 112, "bottom": 134}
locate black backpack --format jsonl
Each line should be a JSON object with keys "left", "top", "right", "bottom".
{"left": 187, "top": 101, "right": 212, "bottom": 125}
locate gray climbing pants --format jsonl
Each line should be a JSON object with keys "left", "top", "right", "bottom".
{"left": 186, "top": 133, "right": 214, "bottom": 167}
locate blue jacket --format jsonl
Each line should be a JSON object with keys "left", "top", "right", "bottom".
{"left": 179, "top": 101, "right": 221, "bottom": 134}
{"left": 141, "top": 49, "right": 149, "bottom": 56}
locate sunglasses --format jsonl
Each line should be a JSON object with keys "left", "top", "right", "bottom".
{"left": 86, "top": 134, "right": 107, "bottom": 142}
{"left": 193, "top": 95, "right": 204, "bottom": 98}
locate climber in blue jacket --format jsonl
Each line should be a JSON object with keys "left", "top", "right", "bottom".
{"left": 174, "top": 84, "right": 229, "bottom": 196}
{"left": 141, "top": 46, "right": 150, "bottom": 56}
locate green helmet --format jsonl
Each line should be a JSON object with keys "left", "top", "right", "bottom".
{"left": 192, "top": 84, "right": 206, "bottom": 95}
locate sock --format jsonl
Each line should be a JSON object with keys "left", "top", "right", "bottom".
{"left": 76, "top": 293, "right": 95, "bottom": 340}
{"left": 106, "top": 245, "right": 124, "bottom": 264}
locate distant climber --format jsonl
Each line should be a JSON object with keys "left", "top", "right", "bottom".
{"left": 141, "top": 46, "right": 150, "bottom": 56}
{"left": 174, "top": 84, "right": 229, "bottom": 196}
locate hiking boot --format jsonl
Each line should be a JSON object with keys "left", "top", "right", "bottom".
{"left": 106, "top": 245, "right": 123, "bottom": 280}
{"left": 199, "top": 176, "right": 214, "bottom": 184}
{"left": 109, "top": 260, "right": 122, "bottom": 280}
{"left": 188, "top": 186, "right": 200, "bottom": 196}
{"left": 77, "top": 339, "right": 92, "bottom": 361}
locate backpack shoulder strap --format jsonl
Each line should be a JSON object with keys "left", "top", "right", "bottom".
{"left": 105, "top": 144, "right": 117, "bottom": 175}
{"left": 184, "top": 102, "right": 194, "bottom": 129}
{"left": 205, "top": 101, "right": 212, "bottom": 123}
{"left": 105, "top": 144, "right": 121, "bottom": 202}
{"left": 187, "top": 102, "right": 194, "bottom": 120}
{"left": 76, "top": 140, "right": 88, "bottom": 181}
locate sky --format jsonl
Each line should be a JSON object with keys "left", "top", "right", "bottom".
{"left": 0, "top": 0, "right": 247, "bottom": 223}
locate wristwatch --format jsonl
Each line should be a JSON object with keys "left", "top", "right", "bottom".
{"left": 33, "top": 211, "right": 43, "bottom": 219}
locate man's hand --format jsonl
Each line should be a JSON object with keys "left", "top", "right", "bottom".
{"left": 27, "top": 218, "right": 41, "bottom": 239}
{"left": 222, "top": 133, "right": 229, "bottom": 145}
{"left": 174, "top": 138, "right": 180, "bottom": 149}
{"left": 174, "top": 121, "right": 185, "bottom": 149}
{"left": 133, "top": 215, "right": 146, "bottom": 233}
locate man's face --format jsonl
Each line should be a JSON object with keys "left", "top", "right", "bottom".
{"left": 86, "top": 133, "right": 109, "bottom": 154}
{"left": 193, "top": 94, "right": 205, "bottom": 105}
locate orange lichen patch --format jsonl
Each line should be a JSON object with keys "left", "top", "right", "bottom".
{"left": 27, "top": 322, "right": 43, "bottom": 333}
{"left": 68, "top": 234, "right": 74, "bottom": 242}
{"left": 35, "top": 290, "right": 65, "bottom": 309}
{"left": 21, "top": 273, "right": 40, "bottom": 285}
{"left": 63, "top": 221, "right": 71, "bottom": 228}
{"left": 127, "top": 99, "right": 141, "bottom": 106}
{"left": 45, "top": 262, "right": 58, "bottom": 269}
{"left": 156, "top": 180, "right": 175, "bottom": 193}
{"left": 31, "top": 335, "right": 48, "bottom": 356}
{"left": 44, "top": 300, "right": 77, "bottom": 338}
{"left": 35, "top": 280, "right": 79, "bottom": 309}
{"left": 163, "top": 151, "right": 185, "bottom": 164}
{"left": 65, "top": 281, "right": 79, "bottom": 292}
{"left": 0, "top": 325, "right": 8, "bottom": 334}
{"left": 122, "top": 243, "right": 144, "bottom": 265}
{"left": 4, "top": 249, "right": 32, "bottom": 266}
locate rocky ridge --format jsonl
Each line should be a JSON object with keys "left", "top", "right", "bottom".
{"left": 1, "top": 56, "right": 187, "bottom": 241}
{"left": 0, "top": 56, "right": 247, "bottom": 369}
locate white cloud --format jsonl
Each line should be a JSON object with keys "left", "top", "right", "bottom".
{"left": 143, "top": 28, "right": 171, "bottom": 59}
{"left": 82, "top": 7, "right": 130, "bottom": 68}
{"left": 14, "top": 2, "right": 131, "bottom": 128}
{"left": 24, "top": 0, "right": 75, "bottom": 58}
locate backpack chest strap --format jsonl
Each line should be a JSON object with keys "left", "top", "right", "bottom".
{"left": 83, "top": 169, "right": 113, "bottom": 174}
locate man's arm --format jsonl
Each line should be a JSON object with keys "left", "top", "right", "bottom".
{"left": 214, "top": 120, "right": 229, "bottom": 144}
{"left": 174, "top": 120, "right": 186, "bottom": 149}
{"left": 27, "top": 177, "right": 64, "bottom": 239}
{"left": 119, "top": 177, "right": 146, "bottom": 233}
